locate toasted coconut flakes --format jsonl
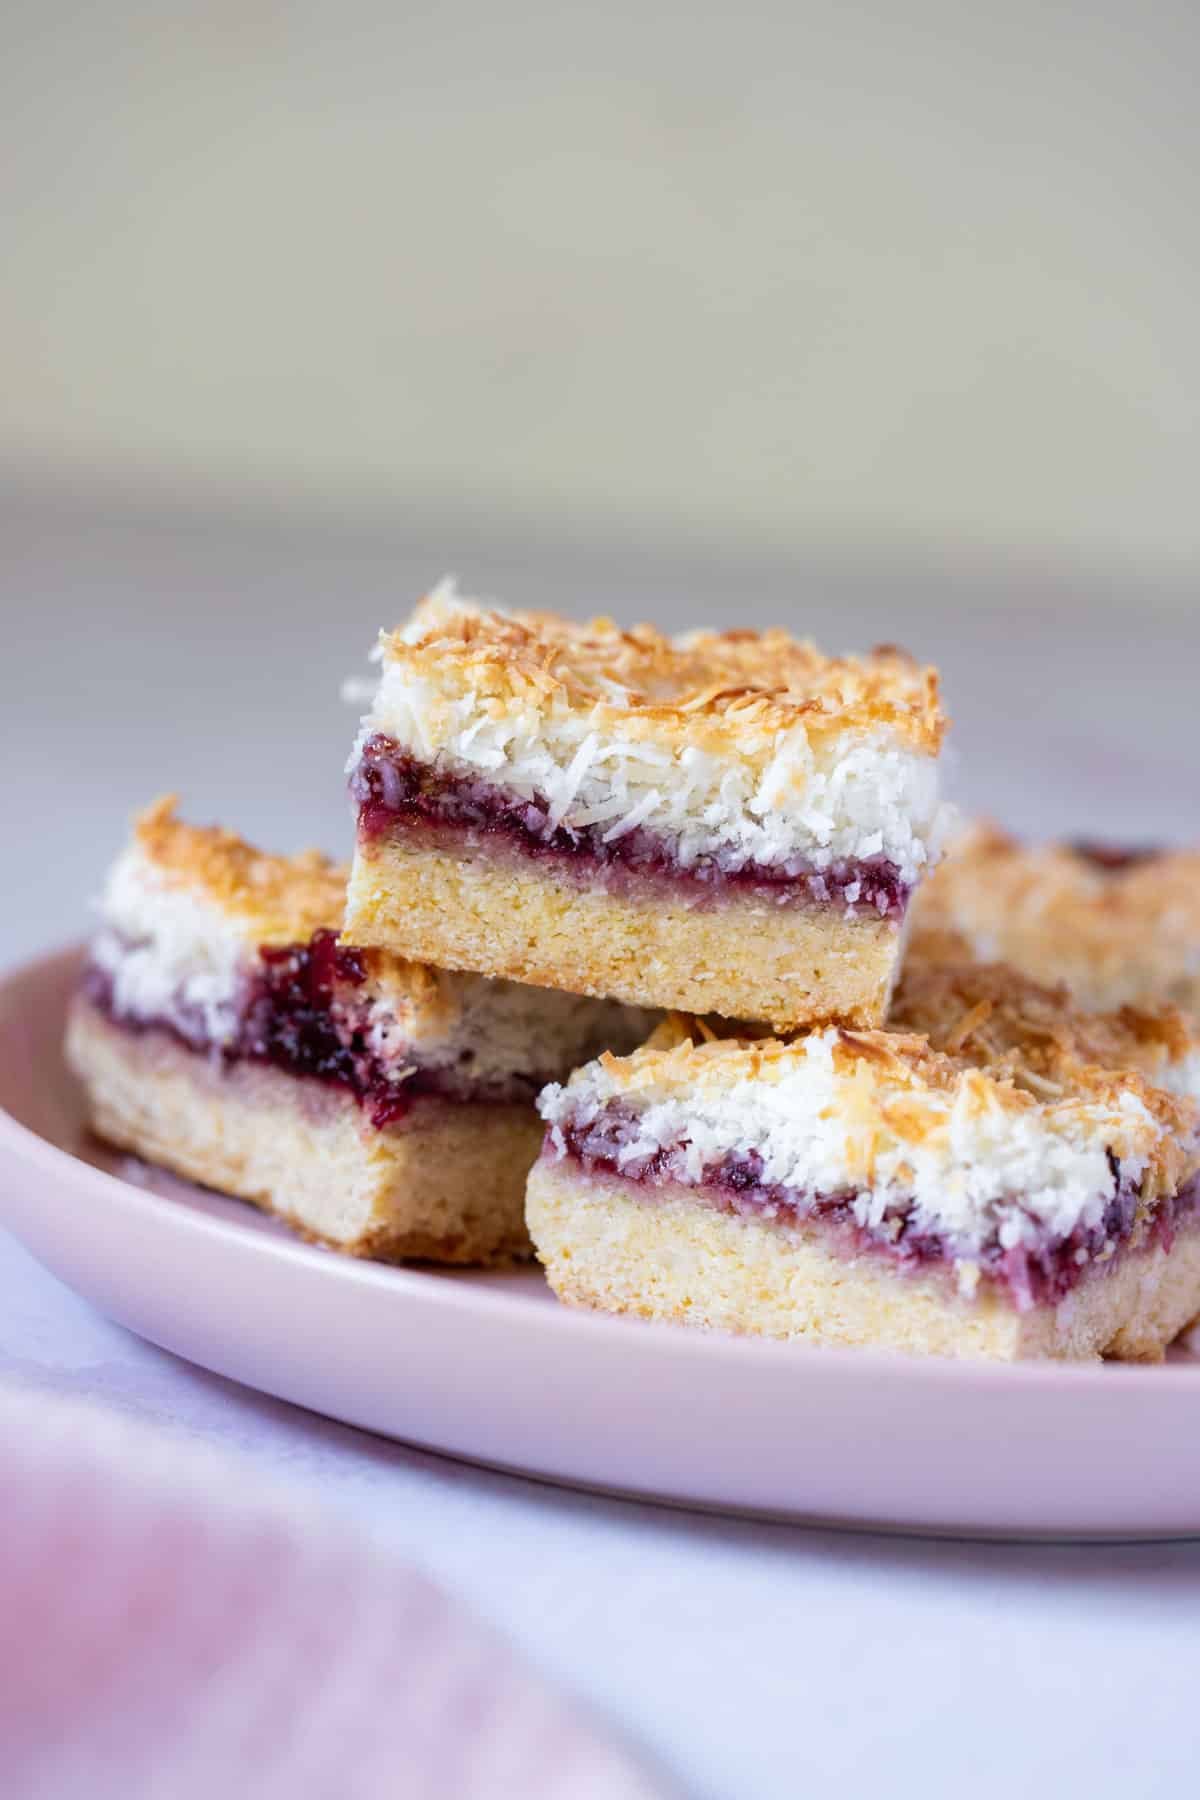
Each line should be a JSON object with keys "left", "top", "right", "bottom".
{"left": 913, "top": 820, "right": 1200, "bottom": 1017}
{"left": 539, "top": 954, "right": 1200, "bottom": 1260}
{"left": 358, "top": 590, "right": 950, "bottom": 886}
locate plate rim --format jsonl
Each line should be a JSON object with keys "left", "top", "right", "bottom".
{"left": 3, "top": 940, "right": 1199, "bottom": 1404}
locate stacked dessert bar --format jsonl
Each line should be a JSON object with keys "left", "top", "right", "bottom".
{"left": 68, "top": 587, "right": 1200, "bottom": 1360}
{"left": 912, "top": 821, "right": 1200, "bottom": 1023}
{"left": 68, "top": 799, "right": 653, "bottom": 1262}
{"left": 529, "top": 962, "right": 1200, "bottom": 1359}
{"left": 343, "top": 589, "right": 945, "bottom": 1027}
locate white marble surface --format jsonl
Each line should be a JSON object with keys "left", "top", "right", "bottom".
{"left": 3, "top": 485, "right": 1200, "bottom": 1798}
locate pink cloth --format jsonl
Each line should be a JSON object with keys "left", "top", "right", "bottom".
{"left": 0, "top": 1382, "right": 663, "bottom": 1800}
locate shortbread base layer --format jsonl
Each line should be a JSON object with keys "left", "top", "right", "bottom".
{"left": 344, "top": 836, "right": 903, "bottom": 1028}
{"left": 66, "top": 999, "right": 539, "bottom": 1264}
{"left": 525, "top": 1160, "right": 1200, "bottom": 1361}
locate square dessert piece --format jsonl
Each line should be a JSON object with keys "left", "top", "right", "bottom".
{"left": 912, "top": 822, "right": 1200, "bottom": 1022}
{"left": 528, "top": 959, "right": 1200, "bottom": 1360}
{"left": 66, "top": 800, "right": 654, "bottom": 1264}
{"left": 344, "top": 587, "right": 948, "bottom": 1029}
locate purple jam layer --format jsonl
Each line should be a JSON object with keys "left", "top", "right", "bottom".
{"left": 85, "top": 930, "right": 552, "bottom": 1128}
{"left": 1069, "top": 842, "right": 1161, "bottom": 872}
{"left": 238, "top": 929, "right": 414, "bottom": 1126}
{"left": 552, "top": 1103, "right": 1200, "bottom": 1312}
{"left": 350, "top": 735, "right": 911, "bottom": 919}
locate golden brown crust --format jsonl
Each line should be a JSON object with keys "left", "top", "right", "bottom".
{"left": 343, "top": 832, "right": 904, "bottom": 1028}
{"left": 66, "top": 997, "right": 538, "bottom": 1264}
{"left": 384, "top": 596, "right": 946, "bottom": 755}
{"left": 912, "top": 821, "right": 1200, "bottom": 1018}
{"left": 132, "top": 796, "right": 347, "bottom": 945}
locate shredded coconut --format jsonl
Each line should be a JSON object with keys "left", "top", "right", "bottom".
{"left": 358, "top": 662, "right": 949, "bottom": 886}
{"left": 91, "top": 847, "right": 253, "bottom": 1045}
{"left": 538, "top": 1031, "right": 1168, "bottom": 1259}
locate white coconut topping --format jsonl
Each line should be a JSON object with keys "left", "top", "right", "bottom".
{"left": 538, "top": 1031, "right": 1167, "bottom": 1261}
{"left": 355, "top": 592, "right": 948, "bottom": 890}
{"left": 1157, "top": 1049, "right": 1200, "bottom": 1106}
{"left": 360, "top": 678, "right": 944, "bottom": 887}
{"left": 91, "top": 846, "right": 253, "bottom": 1046}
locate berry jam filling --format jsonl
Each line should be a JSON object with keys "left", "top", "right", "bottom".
{"left": 350, "top": 735, "right": 911, "bottom": 919}
{"left": 238, "top": 930, "right": 415, "bottom": 1127}
{"left": 1069, "top": 842, "right": 1161, "bottom": 871}
{"left": 553, "top": 1104, "right": 1200, "bottom": 1311}
{"left": 85, "top": 930, "right": 551, "bottom": 1128}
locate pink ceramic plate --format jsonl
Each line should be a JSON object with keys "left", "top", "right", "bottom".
{"left": 2, "top": 947, "right": 1199, "bottom": 1539}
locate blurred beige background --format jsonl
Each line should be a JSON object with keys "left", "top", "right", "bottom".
{"left": 3, "top": 1, "right": 1199, "bottom": 572}
{"left": 2, "top": 1, "right": 1198, "bottom": 964}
